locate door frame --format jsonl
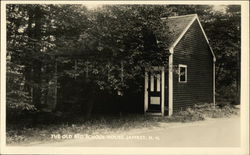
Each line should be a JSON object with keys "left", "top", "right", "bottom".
{"left": 144, "top": 66, "right": 165, "bottom": 116}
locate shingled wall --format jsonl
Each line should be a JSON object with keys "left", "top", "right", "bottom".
{"left": 172, "top": 20, "right": 214, "bottom": 111}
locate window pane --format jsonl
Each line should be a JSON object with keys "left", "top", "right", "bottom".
{"left": 150, "top": 74, "right": 154, "bottom": 91}
{"left": 156, "top": 74, "right": 161, "bottom": 92}
{"left": 180, "top": 67, "right": 186, "bottom": 82}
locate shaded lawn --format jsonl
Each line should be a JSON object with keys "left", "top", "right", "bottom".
{"left": 6, "top": 103, "right": 239, "bottom": 145}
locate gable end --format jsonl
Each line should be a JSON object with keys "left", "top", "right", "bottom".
{"left": 168, "top": 14, "right": 216, "bottom": 61}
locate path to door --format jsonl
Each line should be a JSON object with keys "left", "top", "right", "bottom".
{"left": 34, "top": 115, "right": 240, "bottom": 147}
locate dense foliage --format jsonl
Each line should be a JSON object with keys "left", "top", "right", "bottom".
{"left": 204, "top": 6, "right": 241, "bottom": 103}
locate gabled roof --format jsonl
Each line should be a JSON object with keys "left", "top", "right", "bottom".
{"left": 162, "top": 14, "right": 215, "bottom": 60}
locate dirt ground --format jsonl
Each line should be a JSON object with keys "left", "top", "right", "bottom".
{"left": 33, "top": 115, "right": 240, "bottom": 147}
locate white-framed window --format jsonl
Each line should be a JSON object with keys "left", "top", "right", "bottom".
{"left": 178, "top": 64, "right": 187, "bottom": 83}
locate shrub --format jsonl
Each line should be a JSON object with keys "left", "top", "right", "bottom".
{"left": 6, "top": 62, "right": 37, "bottom": 121}
{"left": 170, "top": 103, "right": 239, "bottom": 122}
{"left": 193, "top": 103, "right": 239, "bottom": 118}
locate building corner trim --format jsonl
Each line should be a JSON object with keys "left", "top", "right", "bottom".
{"left": 213, "top": 61, "right": 216, "bottom": 107}
{"left": 161, "top": 67, "right": 165, "bottom": 116}
{"left": 168, "top": 48, "right": 174, "bottom": 116}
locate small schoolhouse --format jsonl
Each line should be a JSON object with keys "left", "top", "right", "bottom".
{"left": 144, "top": 14, "right": 216, "bottom": 116}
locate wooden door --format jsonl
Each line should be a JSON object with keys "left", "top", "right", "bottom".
{"left": 148, "top": 70, "right": 162, "bottom": 112}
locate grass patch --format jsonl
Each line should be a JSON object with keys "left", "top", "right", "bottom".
{"left": 6, "top": 103, "right": 239, "bottom": 145}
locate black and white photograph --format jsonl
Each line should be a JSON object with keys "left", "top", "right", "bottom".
{"left": 0, "top": 1, "right": 249, "bottom": 155}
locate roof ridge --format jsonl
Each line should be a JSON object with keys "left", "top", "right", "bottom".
{"left": 167, "top": 14, "right": 198, "bottom": 19}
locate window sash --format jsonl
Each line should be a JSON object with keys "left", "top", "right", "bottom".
{"left": 178, "top": 64, "right": 187, "bottom": 83}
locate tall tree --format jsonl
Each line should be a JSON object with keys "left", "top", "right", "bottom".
{"left": 6, "top": 4, "right": 90, "bottom": 111}
{"left": 76, "top": 5, "right": 172, "bottom": 93}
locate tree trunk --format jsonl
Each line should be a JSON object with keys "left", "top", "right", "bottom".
{"left": 235, "top": 50, "right": 240, "bottom": 105}
{"left": 23, "top": 66, "right": 32, "bottom": 96}
{"left": 33, "top": 63, "right": 42, "bottom": 109}
{"left": 24, "top": 8, "right": 34, "bottom": 99}
{"left": 85, "top": 97, "right": 94, "bottom": 119}
{"left": 31, "top": 6, "right": 43, "bottom": 109}
{"left": 82, "top": 80, "right": 96, "bottom": 119}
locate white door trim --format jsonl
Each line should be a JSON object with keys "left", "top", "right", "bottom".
{"left": 144, "top": 71, "right": 148, "bottom": 113}
{"left": 144, "top": 66, "right": 165, "bottom": 116}
{"left": 213, "top": 60, "right": 216, "bottom": 107}
{"left": 168, "top": 48, "right": 174, "bottom": 116}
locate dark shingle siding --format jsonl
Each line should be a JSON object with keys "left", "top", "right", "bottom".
{"left": 173, "top": 20, "right": 213, "bottom": 111}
